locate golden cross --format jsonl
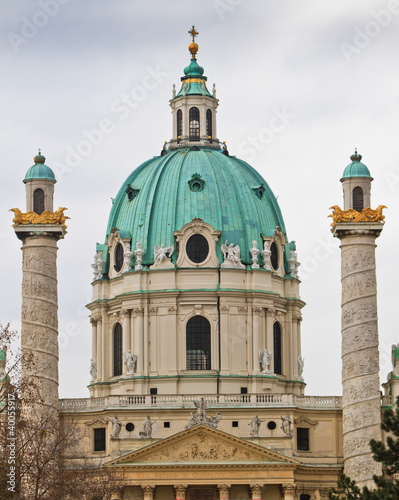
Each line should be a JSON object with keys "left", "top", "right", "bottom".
{"left": 188, "top": 25, "right": 199, "bottom": 42}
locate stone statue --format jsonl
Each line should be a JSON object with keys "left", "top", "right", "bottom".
{"left": 288, "top": 248, "right": 300, "bottom": 278}
{"left": 91, "top": 251, "right": 104, "bottom": 280}
{"left": 201, "top": 81, "right": 205, "bottom": 95}
{"left": 0, "top": 347, "right": 7, "bottom": 380}
{"left": 123, "top": 242, "right": 133, "bottom": 272}
{"left": 259, "top": 349, "right": 271, "bottom": 374}
{"left": 153, "top": 244, "right": 174, "bottom": 265}
{"left": 89, "top": 358, "right": 97, "bottom": 381}
{"left": 261, "top": 240, "right": 272, "bottom": 271}
{"left": 280, "top": 413, "right": 293, "bottom": 437}
{"left": 298, "top": 356, "right": 305, "bottom": 380}
{"left": 182, "top": 81, "right": 187, "bottom": 95}
{"left": 140, "top": 416, "right": 155, "bottom": 438}
{"left": 124, "top": 350, "right": 138, "bottom": 375}
{"left": 250, "top": 241, "right": 260, "bottom": 269}
{"left": 249, "top": 415, "right": 264, "bottom": 436}
{"left": 221, "top": 241, "right": 245, "bottom": 269}
{"left": 184, "top": 397, "right": 222, "bottom": 429}
{"left": 212, "top": 83, "right": 216, "bottom": 98}
{"left": 134, "top": 241, "right": 144, "bottom": 270}
{"left": 107, "top": 415, "right": 122, "bottom": 439}
{"left": 172, "top": 83, "right": 176, "bottom": 98}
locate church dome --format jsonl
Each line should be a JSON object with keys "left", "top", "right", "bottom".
{"left": 105, "top": 147, "right": 286, "bottom": 267}
{"left": 24, "top": 152, "right": 56, "bottom": 183}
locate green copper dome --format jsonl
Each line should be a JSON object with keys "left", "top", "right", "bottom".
{"left": 341, "top": 150, "right": 372, "bottom": 181}
{"left": 24, "top": 152, "right": 56, "bottom": 183}
{"left": 104, "top": 147, "right": 287, "bottom": 269}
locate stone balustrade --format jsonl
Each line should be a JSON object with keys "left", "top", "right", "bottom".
{"left": 59, "top": 393, "right": 342, "bottom": 412}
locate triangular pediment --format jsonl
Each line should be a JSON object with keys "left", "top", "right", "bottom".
{"left": 106, "top": 424, "right": 299, "bottom": 467}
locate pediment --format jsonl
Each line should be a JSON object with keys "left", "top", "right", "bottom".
{"left": 106, "top": 424, "right": 299, "bottom": 467}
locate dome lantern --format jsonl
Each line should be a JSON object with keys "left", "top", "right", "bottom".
{"left": 169, "top": 27, "right": 219, "bottom": 150}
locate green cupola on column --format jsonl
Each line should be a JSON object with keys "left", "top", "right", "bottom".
{"left": 23, "top": 150, "right": 56, "bottom": 214}
{"left": 340, "top": 149, "right": 373, "bottom": 211}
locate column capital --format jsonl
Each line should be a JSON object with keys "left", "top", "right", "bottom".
{"left": 174, "top": 484, "right": 188, "bottom": 500}
{"left": 110, "top": 488, "right": 123, "bottom": 500}
{"left": 132, "top": 307, "right": 144, "bottom": 317}
{"left": 249, "top": 484, "right": 263, "bottom": 497}
{"left": 217, "top": 484, "right": 231, "bottom": 498}
{"left": 142, "top": 485, "right": 155, "bottom": 497}
{"left": 280, "top": 483, "right": 296, "bottom": 496}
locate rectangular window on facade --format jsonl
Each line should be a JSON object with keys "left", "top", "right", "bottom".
{"left": 297, "top": 427, "right": 309, "bottom": 451}
{"left": 94, "top": 428, "right": 106, "bottom": 452}
{"left": 232, "top": 421, "right": 239, "bottom": 427}
{"left": 164, "top": 421, "right": 170, "bottom": 428}
{"left": 240, "top": 387, "right": 248, "bottom": 394}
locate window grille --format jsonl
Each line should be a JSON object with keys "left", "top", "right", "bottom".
{"left": 353, "top": 186, "right": 364, "bottom": 212}
{"left": 186, "top": 316, "right": 211, "bottom": 370}
{"left": 189, "top": 107, "right": 200, "bottom": 140}
{"left": 33, "top": 188, "right": 45, "bottom": 214}
{"left": 114, "top": 243, "right": 124, "bottom": 272}
{"left": 273, "top": 322, "right": 282, "bottom": 374}
{"left": 297, "top": 427, "right": 309, "bottom": 451}
{"left": 94, "top": 428, "right": 106, "bottom": 451}
{"left": 113, "top": 323, "right": 122, "bottom": 376}
{"left": 177, "top": 109, "right": 182, "bottom": 142}
{"left": 206, "top": 109, "right": 212, "bottom": 142}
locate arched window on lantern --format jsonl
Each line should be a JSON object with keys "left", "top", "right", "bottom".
{"left": 113, "top": 323, "right": 123, "bottom": 376}
{"left": 353, "top": 186, "right": 364, "bottom": 212}
{"left": 177, "top": 109, "right": 182, "bottom": 143}
{"left": 33, "top": 188, "right": 45, "bottom": 214}
{"left": 189, "top": 107, "right": 200, "bottom": 141}
{"left": 273, "top": 322, "right": 282, "bottom": 375}
{"left": 206, "top": 109, "right": 212, "bottom": 143}
{"left": 186, "top": 316, "right": 211, "bottom": 370}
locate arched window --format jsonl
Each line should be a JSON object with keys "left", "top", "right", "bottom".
{"left": 189, "top": 107, "right": 200, "bottom": 140}
{"left": 177, "top": 109, "right": 182, "bottom": 143}
{"left": 186, "top": 316, "right": 211, "bottom": 370}
{"left": 206, "top": 109, "right": 212, "bottom": 142}
{"left": 273, "top": 322, "right": 282, "bottom": 375}
{"left": 113, "top": 323, "right": 122, "bottom": 376}
{"left": 33, "top": 188, "right": 45, "bottom": 214}
{"left": 353, "top": 186, "right": 364, "bottom": 212}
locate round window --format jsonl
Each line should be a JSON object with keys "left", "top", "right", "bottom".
{"left": 267, "top": 421, "right": 277, "bottom": 430}
{"left": 114, "top": 243, "right": 124, "bottom": 272}
{"left": 125, "top": 423, "right": 134, "bottom": 432}
{"left": 270, "top": 242, "right": 279, "bottom": 270}
{"left": 186, "top": 234, "right": 209, "bottom": 264}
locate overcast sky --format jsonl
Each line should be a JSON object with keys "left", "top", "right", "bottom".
{"left": 1, "top": 1, "right": 398, "bottom": 399}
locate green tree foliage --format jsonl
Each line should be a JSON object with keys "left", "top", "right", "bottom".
{"left": 329, "top": 396, "right": 399, "bottom": 499}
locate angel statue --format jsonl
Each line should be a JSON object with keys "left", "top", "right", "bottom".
{"left": 89, "top": 358, "right": 97, "bottom": 381}
{"left": 194, "top": 397, "right": 208, "bottom": 420}
{"left": 221, "top": 241, "right": 245, "bottom": 269}
{"left": 154, "top": 244, "right": 174, "bottom": 265}
{"left": 124, "top": 350, "right": 138, "bottom": 375}
{"left": 259, "top": 349, "right": 272, "bottom": 374}
{"left": 298, "top": 356, "right": 305, "bottom": 380}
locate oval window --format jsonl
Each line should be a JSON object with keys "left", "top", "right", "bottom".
{"left": 270, "top": 242, "right": 279, "bottom": 270}
{"left": 114, "top": 243, "right": 124, "bottom": 272}
{"left": 186, "top": 234, "right": 209, "bottom": 264}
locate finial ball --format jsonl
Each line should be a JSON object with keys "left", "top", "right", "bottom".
{"left": 189, "top": 42, "right": 199, "bottom": 56}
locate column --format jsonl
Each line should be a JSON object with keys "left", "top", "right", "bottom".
{"left": 122, "top": 309, "right": 131, "bottom": 375}
{"left": 280, "top": 484, "right": 296, "bottom": 500}
{"left": 90, "top": 317, "right": 97, "bottom": 370}
{"left": 220, "top": 305, "right": 230, "bottom": 375}
{"left": 218, "top": 484, "right": 231, "bottom": 500}
{"left": 292, "top": 312, "right": 299, "bottom": 378}
{"left": 142, "top": 485, "right": 155, "bottom": 500}
{"left": 101, "top": 311, "right": 107, "bottom": 380}
{"left": 174, "top": 484, "right": 187, "bottom": 500}
{"left": 252, "top": 307, "right": 261, "bottom": 373}
{"left": 266, "top": 307, "right": 275, "bottom": 373}
{"left": 96, "top": 315, "right": 103, "bottom": 381}
{"left": 334, "top": 224, "right": 383, "bottom": 488}
{"left": 133, "top": 308, "right": 144, "bottom": 375}
{"left": 249, "top": 484, "right": 263, "bottom": 500}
